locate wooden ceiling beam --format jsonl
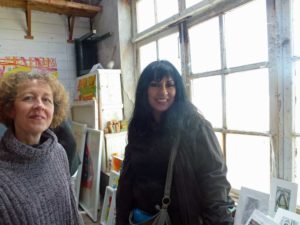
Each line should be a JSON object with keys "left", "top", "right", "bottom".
{"left": 0, "top": 0, "right": 102, "bottom": 17}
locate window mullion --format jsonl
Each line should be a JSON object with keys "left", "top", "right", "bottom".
{"left": 280, "top": 0, "right": 295, "bottom": 182}
{"left": 219, "top": 14, "right": 227, "bottom": 158}
{"left": 179, "top": 22, "right": 191, "bottom": 99}
{"left": 267, "top": 0, "right": 294, "bottom": 181}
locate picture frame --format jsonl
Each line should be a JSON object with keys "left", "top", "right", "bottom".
{"left": 71, "top": 99, "right": 99, "bottom": 129}
{"left": 71, "top": 121, "right": 87, "bottom": 202}
{"left": 79, "top": 128, "right": 104, "bottom": 222}
{"left": 234, "top": 187, "right": 270, "bottom": 225}
{"left": 245, "top": 209, "right": 277, "bottom": 225}
{"left": 108, "top": 170, "right": 120, "bottom": 189}
{"left": 269, "top": 177, "right": 298, "bottom": 216}
{"left": 100, "top": 186, "right": 117, "bottom": 225}
{"left": 274, "top": 208, "right": 300, "bottom": 224}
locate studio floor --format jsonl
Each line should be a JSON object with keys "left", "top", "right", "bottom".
{"left": 80, "top": 210, "right": 102, "bottom": 225}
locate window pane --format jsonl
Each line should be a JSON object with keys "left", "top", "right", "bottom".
{"left": 225, "top": 0, "right": 268, "bottom": 67}
{"left": 139, "top": 42, "right": 157, "bottom": 72}
{"left": 158, "top": 33, "right": 181, "bottom": 72}
{"left": 136, "top": 0, "right": 155, "bottom": 32}
{"left": 295, "top": 62, "right": 300, "bottom": 133}
{"left": 215, "top": 132, "right": 223, "bottom": 153}
{"left": 226, "top": 69, "right": 269, "bottom": 132}
{"left": 186, "top": 0, "right": 205, "bottom": 8}
{"left": 296, "top": 137, "right": 300, "bottom": 205}
{"left": 293, "top": 0, "right": 300, "bottom": 56}
{"left": 226, "top": 134, "right": 270, "bottom": 193}
{"left": 157, "top": 0, "right": 178, "bottom": 22}
{"left": 189, "top": 17, "right": 221, "bottom": 73}
{"left": 191, "top": 76, "right": 222, "bottom": 127}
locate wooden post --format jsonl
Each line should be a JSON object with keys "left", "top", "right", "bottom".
{"left": 67, "top": 16, "right": 75, "bottom": 43}
{"left": 24, "top": 4, "right": 34, "bottom": 39}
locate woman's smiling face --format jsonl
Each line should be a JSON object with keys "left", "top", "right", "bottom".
{"left": 11, "top": 79, "right": 54, "bottom": 144}
{"left": 147, "top": 75, "right": 176, "bottom": 122}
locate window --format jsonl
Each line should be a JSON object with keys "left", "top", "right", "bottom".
{"left": 191, "top": 76, "right": 222, "bottom": 127}
{"left": 224, "top": 0, "right": 268, "bottom": 67}
{"left": 133, "top": 0, "right": 300, "bottom": 206}
{"left": 136, "top": 0, "right": 155, "bottom": 32}
{"left": 189, "top": 0, "right": 270, "bottom": 193}
{"left": 226, "top": 69, "right": 269, "bottom": 132}
{"left": 139, "top": 42, "right": 157, "bottom": 71}
{"left": 189, "top": 17, "right": 221, "bottom": 73}
{"left": 136, "top": 0, "right": 178, "bottom": 33}
{"left": 138, "top": 32, "right": 180, "bottom": 72}
{"left": 186, "top": 0, "right": 205, "bottom": 8}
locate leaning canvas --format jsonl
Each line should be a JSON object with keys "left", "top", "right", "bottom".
{"left": 71, "top": 121, "right": 87, "bottom": 202}
{"left": 274, "top": 208, "right": 300, "bottom": 224}
{"left": 245, "top": 209, "right": 277, "bottom": 225}
{"left": 79, "top": 128, "right": 104, "bottom": 222}
{"left": 269, "top": 177, "right": 298, "bottom": 216}
{"left": 234, "top": 187, "right": 269, "bottom": 225}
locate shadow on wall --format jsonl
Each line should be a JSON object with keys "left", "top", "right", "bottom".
{"left": 0, "top": 124, "right": 6, "bottom": 138}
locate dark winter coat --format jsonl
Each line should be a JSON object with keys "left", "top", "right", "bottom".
{"left": 116, "top": 112, "right": 235, "bottom": 225}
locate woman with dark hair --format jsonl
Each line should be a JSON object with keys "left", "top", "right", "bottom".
{"left": 116, "top": 60, "right": 235, "bottom": 225}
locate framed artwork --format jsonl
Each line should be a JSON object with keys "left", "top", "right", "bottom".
{"left": 71, "top": 100, "right": 99, "bottom": 129}
{"left": 0, "top": 56, "right": 58, "bottom": 77}
{"left": 100, "top": 186, "right": 117, "bottom": 225}
{"left": 245, "top": 209, "right": 277, "bottom": 225}
{"left": 108, "top": 170, "right": 120, "bottom": 189}
{"left": 274, "top": 208, "right": 300, "bottom": 224}
{"left": 269, "top": 178, "right": 298, "bottom": 216}
{"left": 234, "top": 187, "right": 270, "bottom": 225}
{"left": 71, "top": 121, "right": 87, "bottom": 202}
{"left": 75, "top": 72, "right": 97, "bottom": 101}
{"left": 79, "top": 128, "right": 104, "bottom": 222}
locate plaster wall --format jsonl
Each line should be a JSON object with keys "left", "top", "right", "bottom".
{"left": 94, "top": 0, "right": 135, "bottom": 120}
{"left": 0, "top": 7, "right": 90, "bottom": 101}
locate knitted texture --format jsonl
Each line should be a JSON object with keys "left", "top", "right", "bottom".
{"left": 0, "top": 128, "right": 83, "bottom": 225}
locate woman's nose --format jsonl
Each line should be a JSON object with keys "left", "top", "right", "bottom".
{"left": 33, "top": 98, "right": 45, "bottom": 110}
{"left": 159, "top": 84, "right": 168, "bottom": 95}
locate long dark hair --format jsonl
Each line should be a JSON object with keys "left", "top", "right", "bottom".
{"left": 128, "top": 60, "right": 196, "bottom": 142}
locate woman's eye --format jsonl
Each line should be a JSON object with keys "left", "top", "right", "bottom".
{"left": 23, "top": 96, "right": 34, "bottom": 101}
{"left": 43, "top": 98, "right": 53, "bottom": 104}
{"left": 166, "top": 82, "right": 175, "bottom": 87}
{"left": 149, "top": 82, "right": 160, "bottom": 87}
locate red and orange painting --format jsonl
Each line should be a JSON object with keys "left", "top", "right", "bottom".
{"left": 0, "top": 56, "right": 58, "bottom": 77}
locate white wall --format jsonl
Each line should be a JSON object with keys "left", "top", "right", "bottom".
{"left": 0, "top": 7, "right": 90, "bottom": 100}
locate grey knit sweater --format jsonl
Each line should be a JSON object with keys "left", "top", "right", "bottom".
{"left": 0, "top": 128, "right": 83, "bottom": 225}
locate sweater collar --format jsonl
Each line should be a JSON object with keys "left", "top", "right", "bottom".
{"left": 0, "top": 128, "right": 57, "bottom": 163}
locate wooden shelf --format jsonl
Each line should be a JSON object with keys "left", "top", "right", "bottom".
{"left": 0, "top": 0, "right": 102, "bottom": 17}
{"left": 0, "top": 0, "right": 102, "bottom": 41}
